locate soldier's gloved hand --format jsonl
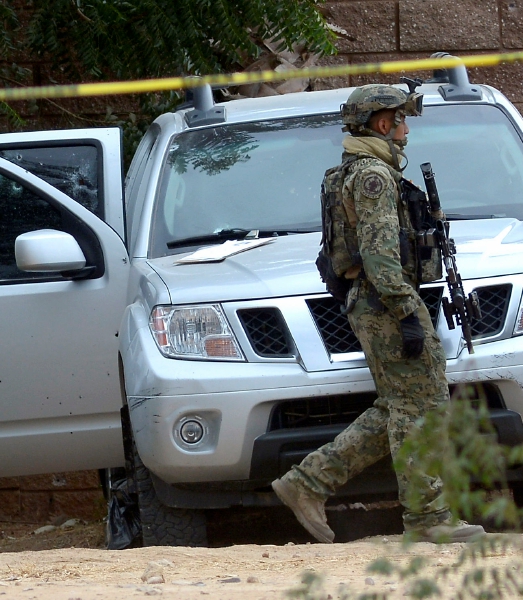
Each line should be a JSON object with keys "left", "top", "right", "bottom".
{"left": 400, "top": 312, "right": 425, "bottom": 359}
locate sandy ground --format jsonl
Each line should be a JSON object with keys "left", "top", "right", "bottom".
{"left": 3, "top": 535, "right": 523, "bottom": 600}
{"left": 1, "top": 514, "right": 523, "bottom": 600}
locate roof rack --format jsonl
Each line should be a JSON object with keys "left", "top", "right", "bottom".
{"left": 181, "top": 80, "right": 226, "bottom": 128}
{"left": 426, "top": 52, "right": 482, "bottom": 102}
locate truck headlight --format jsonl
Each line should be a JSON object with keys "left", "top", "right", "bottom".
{"left": 514, "top": 294, "right": 523, "bottom": 336}
{"left": 149, "top": 304, "right": 245, "bottom": 360}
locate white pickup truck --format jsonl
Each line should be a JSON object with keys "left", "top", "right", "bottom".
{"left": 2, "top": 55, "right": 523, "bottom": 546}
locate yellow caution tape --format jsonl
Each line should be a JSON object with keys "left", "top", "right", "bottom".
{"left": 1, "top": 51, "right": 523, "bottom": 102}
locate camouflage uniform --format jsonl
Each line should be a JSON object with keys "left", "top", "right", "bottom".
{"left": 282, "top": 133, "right": 452, "bottom": 531}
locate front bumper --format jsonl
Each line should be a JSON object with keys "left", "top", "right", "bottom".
{"left": 122, "top": 316, "right": 523, "bottom": 507}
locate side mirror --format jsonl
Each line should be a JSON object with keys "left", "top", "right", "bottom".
{"left": 15, "top": 229, "right": 87, "bottom": 272}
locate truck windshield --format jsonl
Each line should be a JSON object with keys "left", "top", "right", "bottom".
{"left": 150, "top": 115, "right": 342, "bottom": 257}
{"left": 150, "top": 104, "right": 523, "bottom": 258}
{"left": 404, "top": 104, "right": 523, "bottom": 221}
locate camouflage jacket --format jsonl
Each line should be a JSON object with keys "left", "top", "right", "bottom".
{"left": 341, "top": 135, "right": 422, "bottom": 320}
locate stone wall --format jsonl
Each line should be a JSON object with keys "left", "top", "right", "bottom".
{"left": 0, "top": 472, "right": 105, "bottom": 524}
{"left": 2, "top": 0, "right": 523, "bottom": 524}
{"left": 315, "top": 0, "right": 523, "bottom": 113}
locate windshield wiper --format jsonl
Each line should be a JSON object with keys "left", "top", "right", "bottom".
{"left": 166, "top": 227, "right": 319, "bottom": 249}
{"left": 167, "top": 229, "right": 252, "bottom": 249}
{"left": 445, "top": 213, "right": 506, "bottom": 220}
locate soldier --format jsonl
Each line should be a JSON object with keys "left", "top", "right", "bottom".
{"left": 272, "top": 84, "right": 485, "bottom": 544}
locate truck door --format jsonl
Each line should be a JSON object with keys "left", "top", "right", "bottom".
{"left": 0, "top": 129, "right": 128, "bottom": 477}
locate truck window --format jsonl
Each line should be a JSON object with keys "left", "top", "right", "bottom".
{"left": 0, "top": 173, "right": 67, "bottom": 282}
{"left": 0, "top": 144, "right": 101, "bottom": 218}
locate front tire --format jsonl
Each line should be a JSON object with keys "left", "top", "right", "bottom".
{"left": 133, "top": 444, "right": 208, "bottom": 547}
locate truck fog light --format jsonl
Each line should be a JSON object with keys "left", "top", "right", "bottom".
{"left": 173, "top": 411, "right": 220, "bottom": 452}
{"left": 180, "top": 419, "right": 204, "bottom": 444}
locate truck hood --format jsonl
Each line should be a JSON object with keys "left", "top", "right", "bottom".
{"left": 149, "top": 233, "right": 323, "bottom": 304}
{"left": 448, "top": 218, "right": 523, "bottom": 279}
{"left": 148, "top": 219, "right": 523, "bottom": 303}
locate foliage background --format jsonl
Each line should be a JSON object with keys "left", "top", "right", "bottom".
{"left": 0, "top": 0, "right": 335, "bottom": 161}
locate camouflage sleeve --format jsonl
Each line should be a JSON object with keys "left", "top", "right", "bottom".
{"left": 351, "top": 164, "right": 421, "bottom": 319}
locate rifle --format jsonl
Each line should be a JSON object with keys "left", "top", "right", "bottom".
{"left": 420, "top": 162, "right": 481, "bottom": 354}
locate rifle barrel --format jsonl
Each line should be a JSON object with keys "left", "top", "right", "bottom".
{"left": 420, "top": 162, "right": 442, "bottom": 213}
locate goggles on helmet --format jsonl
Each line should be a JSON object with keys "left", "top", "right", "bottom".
{"left": 403, "top": 92, "right": 423, "bottom": 117}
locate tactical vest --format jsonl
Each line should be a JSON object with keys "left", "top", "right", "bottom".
{"left": 317, "top": 156, "right": 442, "bottom": 301}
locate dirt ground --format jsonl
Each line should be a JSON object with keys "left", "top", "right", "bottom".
{"left": 1, "top": 507, "right": 523, "bottom": 600}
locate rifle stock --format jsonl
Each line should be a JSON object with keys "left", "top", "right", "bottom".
{"left": 420, "top": 163, "right": 481, "bottom": 354}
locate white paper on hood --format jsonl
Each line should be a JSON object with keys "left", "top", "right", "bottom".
{"left": 174, "top": 238, "right": 274, "bottom": 264}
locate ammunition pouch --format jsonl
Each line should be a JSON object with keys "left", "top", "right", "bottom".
{"left": 401, "top": 178, "right": 443, "bottom": 284}
{"left": 417, "top": 229, "right": 443, "bottom": 283}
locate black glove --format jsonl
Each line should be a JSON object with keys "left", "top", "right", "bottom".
{"left": 400, "top": 312, "right": 425, "bottom": 359}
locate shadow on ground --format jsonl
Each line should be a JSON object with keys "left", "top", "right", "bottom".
{"left": 206, "top": 503, "right": 404, "bottom": 547}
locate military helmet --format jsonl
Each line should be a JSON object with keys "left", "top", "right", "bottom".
{"left": 341, "top": 84, "right": 423, "bottom": 133}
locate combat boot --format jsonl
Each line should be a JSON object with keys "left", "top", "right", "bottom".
{"left": 272, "top": 478, "right": 334, "bottom": 544}
{"left": 407, "top": 520, "right": 486, "bottom": 543}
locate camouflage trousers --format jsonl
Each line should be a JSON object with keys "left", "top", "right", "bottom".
{"left": 283, "top": 281, "right": 451, "bottom": 530}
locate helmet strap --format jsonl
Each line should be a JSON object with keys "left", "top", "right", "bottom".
{"left": 365, "top": 128, "right": 408, "bottom": 172}
{"left": 387, "top": 136, "right": 408, "bottom": 172}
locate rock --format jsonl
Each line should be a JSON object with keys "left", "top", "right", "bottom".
{"left": 365, "top": 577, "right": 375, "bottom": 585}
{"left": 60, "top": 519, "right": 80, "bottom": 529}
{"left": 33, "top": 525, "right": 57, "bottom": 535}
{"left": 247, "top": 576, "right": 260, "bottom": 583}
{"left": 141, "top": 562, "right": 165, "bottom": 584}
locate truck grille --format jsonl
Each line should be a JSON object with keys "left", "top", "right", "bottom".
{"left": 307, "top": 286, "right": 442, "bottom": 356}
{"left": 268, "top": 383, "right": 504, "bottom": 431}
{"left": 471, "top": 284, "right": 511, "bottom": 338}
{"left": 269, "top": 393, "right": 377, "bottom": 430}
{"left": 307, "top": 284, "right": 511, "bottom": 355}
{"left": 237, "top": 307, "right": 293, "bottom": 357}
{"left": 238, "top": 284, "right": 511, "bottom": 358}
{"left": 306, "top": 298, "right": 360, "bottom": 354}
